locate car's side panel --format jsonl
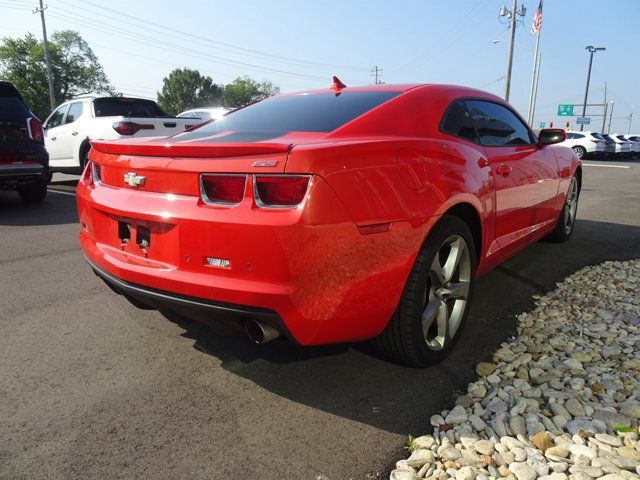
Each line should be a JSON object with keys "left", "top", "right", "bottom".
{"left": 286, "top": 137, "right": 495, "bottom": 262}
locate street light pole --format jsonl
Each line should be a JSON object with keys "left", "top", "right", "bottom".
{"left": 580, "top": 45, "right": 605, "bottom": 131}
{"left": 628, "top": 113, "right": 633, "bottom": 134}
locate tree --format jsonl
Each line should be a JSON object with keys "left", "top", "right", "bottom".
{"left": 157, "top": 68, "right": 223, "bottom": 116}
{"left": 0, "top": 31, "right": 113, "bottom": 120}
{"left": 222, "top": 76, "right": 280, "bottom": 108}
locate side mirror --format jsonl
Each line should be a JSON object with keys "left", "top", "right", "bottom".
{"left": 537, "top": 128, "right": 566, "bottom": 146}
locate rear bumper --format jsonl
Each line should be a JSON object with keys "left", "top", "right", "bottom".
{"left": 77, "top": 176, "right": 431, "bottom": 345}
{"left": 87, "top": 256, "right": 287, "bottom": 335}
{"left": 0, "top": 162, "right": 49, "bottom": 187}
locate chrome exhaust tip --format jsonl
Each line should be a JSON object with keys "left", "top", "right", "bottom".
{"left": 245, "top": 319, "right": 281, "bottom": 344}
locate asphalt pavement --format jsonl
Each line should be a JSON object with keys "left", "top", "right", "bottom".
{"left": 1, "top": 160, "right": 639, "bottom": 480}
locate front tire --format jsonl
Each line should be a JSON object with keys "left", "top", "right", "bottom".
{"left": 374, "top": 215, "right": 477, "bottom": 367}
{"left": 572, "top": 146, "right": 586, "bottom": 159}
{"left": 547, "top": 175, "right": 579, "bottom": 242}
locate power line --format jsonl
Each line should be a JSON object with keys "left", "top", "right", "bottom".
{"left": 54, "top": 0, "right": 368, "bottom": 72}
{"left": 89, "top": 42, "right": 312, "bottom": 91}
{"left": 393, "top": 0, "right": 487, "bottom": 72}
{"left": 44, "top": 8, "right": 335, "bottom": 83}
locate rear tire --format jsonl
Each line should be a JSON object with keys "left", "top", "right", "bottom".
{"left": 17, "top": 177, "right": 48, "bottom": 203}
{"left": 373, "top": 215, "right": 477, "bottom": 367}
{"left": 77, "top": 142, "right": 91, "bottom": 175}
{"left": 547, "top": 175, "right": 579, "bottom": 242}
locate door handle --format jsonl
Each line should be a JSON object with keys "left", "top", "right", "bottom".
{"left": 496, "top": 164, "right": 511, "bottom": 176}
{"left": 71, "top": 131, "right": 78, "bottom": 136}
{"left": 50, "top": 137, "right": 57, "bottom": 141}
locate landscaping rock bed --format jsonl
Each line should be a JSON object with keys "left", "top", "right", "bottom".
{"left": 391, "top": 260, "right": 640, "bottom": 480}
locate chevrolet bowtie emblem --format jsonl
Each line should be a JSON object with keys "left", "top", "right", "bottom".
{"left": 123, "top": 172, "right": 146, "bottom": 188}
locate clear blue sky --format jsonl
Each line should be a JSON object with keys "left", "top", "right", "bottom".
{"left": 2, "top": 0, "right": 638, "bottom": 133}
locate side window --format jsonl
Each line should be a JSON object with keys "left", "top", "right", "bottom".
{"left": 573, "top": 133, "right": 584, "bottom": 139}
{"left": 466, "top": 100, "right": 533, "bottom": 146}
{"left": 441, "top": 100, "right": 478, "bottom": 143}
{"left": 46, "top": 105, "right": 68, "bottom": 129}
{"left": 65, "top": 102, "right": 83, "bottom": 124}
{"left": 566, "top": 133, "right": 574, "bottom": 139}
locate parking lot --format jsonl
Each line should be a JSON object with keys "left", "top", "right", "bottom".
{"left": 1, "top": 158, "right": 639, "bottom": 480}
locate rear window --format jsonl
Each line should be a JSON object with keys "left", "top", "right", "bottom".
{"left": 93, "top": 98, "right": 168, "bottom": 118}
{"left": 601, "top": 134, "right": 613, "bottom": 141}
{"left": 590, "top": 133, "right": 604, "bottom": 140}
{"left": 187, "top": 91, "right": 400, "bottom": 135}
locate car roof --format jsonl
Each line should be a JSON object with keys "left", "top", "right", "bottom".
{"left": 278, "top": 83, "right": 505, "bottom": 103}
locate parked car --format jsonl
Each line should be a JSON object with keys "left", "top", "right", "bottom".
{"left": 560, "top": 131, "right": 605, "bottom": 159}
{"left": 177, "top": 107, "right": 231, "bottom": 122}
{"left": 77, "top": 82, "right": 581, "bottom": 367}
{"left": 604, "top": 133, "right": 632, "bottom": 157}
{"left": 616, "top": 134, "right": 639, "bottom": 156}
{"left": 44, "top": 96, "right": 200, "bottom": 174}
{"left": 0, "top": 81, "right": 49, "bottom": 203}
{"left": 600, "top": 134, "right": 619, "bottom": 158}
{"left": 625, "top": 134, "right": 640, "bottom": 156}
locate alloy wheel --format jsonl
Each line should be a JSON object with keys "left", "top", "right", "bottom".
{"left": 572, "top": 147, "right": 585, "bottom": 159}
{"left": 564, "top": 177, "right": 579, "bottom": 234}
{"left": 421, "top": 235, "right": 471, "bottom": 351}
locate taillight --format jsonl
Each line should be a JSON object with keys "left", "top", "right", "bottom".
{"left": 112, "top": 121, "right": 154, "bottom": 135}
{"left": 91, "top": 162, "right": 102, "bottom": 185}
{"left": 254, "top": 175, "right": 310, "bottom": 208}
{"left": 27, "top": 117, "right": 44, "bottom": 144}
{"left": 200, "top": 174, "right": 246, "bottom": 205}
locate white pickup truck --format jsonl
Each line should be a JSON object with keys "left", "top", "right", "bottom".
{"left": 43, "top": 96, "right": 199, "bottom": 173}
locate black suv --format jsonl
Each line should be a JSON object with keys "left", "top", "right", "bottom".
{"left": 0, "top": 81, "right": 49, "bottom": 202}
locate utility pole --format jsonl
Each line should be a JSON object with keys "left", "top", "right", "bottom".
{"left": 607, "top": 101, "right": 614, "bottom": 134}
{"left": 602, "top": 82, "right": 608, "bottom": 134}
{"left": 33, "top": 0, "right": 56, "bottom": 112}
{"left": 499, "top": 0, "right": 526, "bottom": 102}
{"left": 580, "top": 45, "right": 605, "bottom": 131}
{"left": 628, "top": 113, "right": 633, "bottom": 134}
{"left": 370, "top": 66, "right": 383, "bottom": 85}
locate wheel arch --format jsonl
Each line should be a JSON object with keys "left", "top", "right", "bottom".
{"left": 575, "top": 165, "right": 582, "bottom": 191}
{"left": 441, "top": 202, "right": 482, "bottom": 261}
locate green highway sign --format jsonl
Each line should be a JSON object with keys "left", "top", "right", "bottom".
{"left": 557, "top": 104, "right": 574, "bottom": 116}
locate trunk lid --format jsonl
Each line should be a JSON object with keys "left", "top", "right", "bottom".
{"left": 89, "top": 131, "right": 325, "bottom": 196}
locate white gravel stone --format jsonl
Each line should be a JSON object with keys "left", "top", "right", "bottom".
{"left": 445, "top": 406, "right": 468, "bottom": 425}
{"left": 509, "top": 461, "right": 537, "bottom": 480}
{"left": 392, "top": 260, "right": 640, "bottom": 480}
{"left": 406, "top": 448, "right": 435, "bottom": 468}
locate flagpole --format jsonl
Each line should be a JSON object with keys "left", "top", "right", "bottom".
{"left": 527, "top": 0, "right": 543, "bottom": 126}
{"left": 531, "top": 53, "right": 542, "bottom": 125}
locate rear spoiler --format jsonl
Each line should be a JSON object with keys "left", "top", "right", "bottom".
{"left": 90, "top": 140, "right": 293, "bottom": 158}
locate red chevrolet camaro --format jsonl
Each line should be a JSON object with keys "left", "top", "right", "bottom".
{"left": 76, "top": 80, "right": 581, "bottom": 366}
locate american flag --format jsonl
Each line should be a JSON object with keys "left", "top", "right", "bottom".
{"left": 530, "top": 0, "right": 543, "bottom": 35}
